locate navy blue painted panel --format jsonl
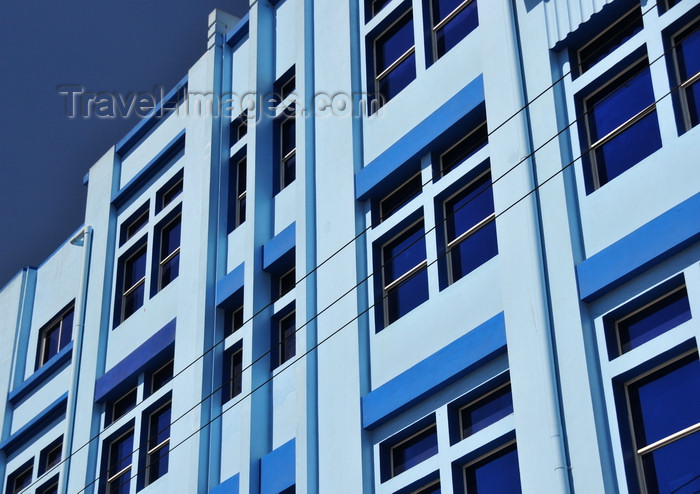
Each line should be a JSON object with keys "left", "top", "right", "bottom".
{"left": 355, "top": 76, "right": 484, "bottom": 201}
{"left": 8, "top": 342, "right": 73, "bottom": 404}
{"left": 225, "top": 14, "right": 250, "bottom": 46}
{"left": 0, "top": 392, "right": 68, "bottom": 454}
{"left": 263, "top": 223, "right": 296, "bottom": 272}
{"left": 260, "top": 438, "right": 296, "bottom": 494}
{"left": 362, "top": 312, "right": 507, "bottom": 429}
{"left": 210, "top": 473, "right": 240, "bottom": 494}
{"left": 577, "top": 192, "right": 700, "bottom": 302}
{"left": 115, "top": 76, "right": 188, "bottom": 157}
{"left": 216, "top": 263, "right": 245, "bottom": 309}
{"left": 112, "top": 130, "right": 186, "bottom": 209}
{"left": 94, "top": 319, "right": 176, "bottom": 403}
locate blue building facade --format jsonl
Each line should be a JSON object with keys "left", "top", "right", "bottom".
{"left": 1, "top": 0, "right": 699, "bottom": 493}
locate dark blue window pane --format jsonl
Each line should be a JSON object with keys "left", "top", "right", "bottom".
{"left": 451, "top": 221, "right": 497, "bottom": 279}
{"left": 123, "top": 282, "right": 145, "bottom": 319}
{"left": 282, "top": 118, "right": 296, "bottom": 157}
{"left": 593, "top": 110, "right": 661, "bottom": 185}
{"left": 587, "top": 65, "right": 655, "bottom": 139}
{"left": 371, "top": 0, "right": 392, "bottom": 18}
{"left": 446, "top": 174, "right": 494, "bottom": 239}
{"left": 162, "top": 220, "right": 181, "bottom": 259}
{"left": 435, "top": 0, "right": 478, "bottom": 57}
{"left": 641, "top": 431, "right": 700, "bottom": 494}
{"left": 677, "top": 26, "right": 700, "bottom": 80}
{"left": 148, "top": 447, "right": 169, "bottom": 483}
{"left": 578, "top": 7, "right": 643, "bottom": 75}
{"left": 628, "top": 355, "right": 700, "bottom": 447}
{"left": 60, "top": 310, "right": 74, "bottom": 349}
{"left": 280, "top": 314, "right": 296, "bottom": 364}
{"left": 124, "top": 248, "right": 147, "bottom": 288}
{"left": 441, "top": 124, "right": 488, "bottom": 175}
{"left": 109, "top": 433, "right": 133, "bottom": 474}
{"left": 13, "top": 468, "right": 32, "bottom": 491}
{"left": 464, "top": 444, "right": 522, "bottom": 494}
{"left": 618, "top": 288, "right": 691, "bottom": 354}
{"left": 392, "top": 425, "right": 438, "bottom": 475}
{"left": 432, "top": 0, "right": 465, "bottom": 23}
{"left": 108, "top": 475, "right": 131, "bottom": 494}
{"left": 160, "top": 254, "right": 180, "bottom": 288}
{"left": 150, "top": 407, "right": 171, "bottom": 446}
{"left": 461, "top": 385, "right": 513, "bottom": 439}
{"left": 112, "top": 389, "right": 137, "bottom": 422}
{"left": 686, "top": 81, "right": 700, "bottom": 128}
{"left": 231, "top": 350, "right": 243, "bottom": 397}
{"left": 44, "top": 324, "right": 60, "bottom": 363}
{"left": 384, "top": 223, "right": 427, "bottom": 282}
{"left": 386, "top": 267, "right": 429, "bottom": 323}
{"left": 283, "top": 153, "right": 296, "bottom": 188}
{"left": 379, "top": 173, "right": 422, "bottom": 222}
{"left": 378, "top": 53, "right": 416, "bottom": 102}
{"left": 38, "top": 481, "right": 59, "bottom": 494}
{"left": 376, "top": 15, "right": 414, "bottom": 72}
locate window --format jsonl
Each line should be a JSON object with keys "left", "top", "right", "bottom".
{"left": 608, "top": 285, "right": 691, "bottom": 358}
{"left": 377, "top": 172, "right": 422, "bottom": 223}
{"left": 574, "top": 5, "right": 643, "bottom": 77}
{"left": 105, "top": 429, "right": 134, "bottom": 494}
{"left": 158, "top": 172, "right": 183, "bottom": 212}
{"left": 223, "top": 346, "right": 243, "bottom": 403}
{"left": 380, "top": 220, "right": 429, "bottom": 326}
{"left": 429, "top": 0, "right": 478, "bottom": 60}
{"left": 278, "top": 267, "right": 296, "bottom": 299}
{"left": 143, "top": 402, "right": 171, "bottom": 486}
{"left": 579, "top": 57, "right": 662, "bottom": 192}
{"left": 119, "top": 244, "right": 147, "bottom": 322}
{"left": 413, "top": 480, "right": 441, "bottom": 494}
{"left": 462, "top": 442, "right": 522, "bottom": 493}
{"left": 36, "top": 304, "right": 74, "bottom": 370}
{"left": 439, "top": 121, "right": 488, "bottom": 177}
{"left": 274, "top": 311, "right": 296, "bottom": 369}
{"left": 367, "top": 0, "right": 392, "bottom": 21}
{"left": 157, "top": 215, "right": 181, "bottom": 290}
{"left": 459, "top": 383, "right": 513, "bottom": 440}
{"left": 230, "top": 111, "right": 248, "bottom": 146}
{"left": 624, "top": 352, "right": 700, "bottom": 493}
{"left": 39, "top": 437, "right": 63, "bottom": 475}
{"left": 372, "top": 11, "right": 416, "bottom": 105}
{"left": 150, "top": 360, "right": 174, "bottom": 395}
{"left": 228, "top": 155, "right": 247, "bottom": 232}
{"left": 7, "top": 461, "right": 32, "bottom": 494}
{"left": 36, "top": 476, "right": 59, "bottom": 494}
{"left": 669, "top": 19, "right": 700, "bottom": 132}
{"left": 384, "top": 423, "right": 438, "bottom": 479}
{"left": 107, "top": 388, "right": 137, "bottom": 426}
{"left": 119, "top": 203, "right": 149, "bottom": 246}
{"left": 279, "top": 115, "right": 296, "bottom": 191}
{"left": 443, "top": 171, "right": 497, "bottom": 284}
{"left": 225, "top": 306, "right": 244, "bottom": 338}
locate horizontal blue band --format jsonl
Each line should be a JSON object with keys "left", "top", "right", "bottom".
{"left": 94, "top": 319, "right": 176, "bottom": 402}
{"left": 361, "top": 312, "right": 507, "bottom": 429}
{"left": 225, "top": 14, "right": 249, "bottom": 47}
{"left": 0, "top": 392, "right": 68, "bottom": 454}
{"left": 115, "top": 75, "right": 188, "bottom": 157}
{"left": 210, "top": 473, "right": 240, "bottom": 494}
{"left": 112, "top": 130, "right": 186, "bottom": 208}
{"left": 577, "top": 191, "right": 700, "bottom": 302}
{"left": 8, "top": 342, "right": 73, "bottom": 404}
{"left": 263, "top": 223, "right": 296, "bottom": 272}
{"left": 216, "top": 263, "right": 245, "bottom": 309}
{"left": 355, "top": 75, "right": 484, "bottom": 201}
{"left": 261, "top": 438, "right": 296, "bottom": 494}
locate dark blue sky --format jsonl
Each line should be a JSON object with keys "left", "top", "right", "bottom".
{"left": 0, "top": 1, "right": 249, "bottom": 287}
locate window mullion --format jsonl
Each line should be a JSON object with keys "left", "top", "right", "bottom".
{"left": 590, "top": 102, "right": 656, "bottom": 150}
{"left": 636, "top": 422, "right": 700, "bottom": 456}
{"left": 385, "top": 259, "right": 428, "bottom": 292}
{"left": 376, "top": 46, "right": 415, "bottom": 81}
{"left": 433, "top": 0, "right": 474, "bottom": 32}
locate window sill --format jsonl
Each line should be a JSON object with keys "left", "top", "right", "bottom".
{"left": 8, "top": 342, "right": 73, "bottom": 404}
